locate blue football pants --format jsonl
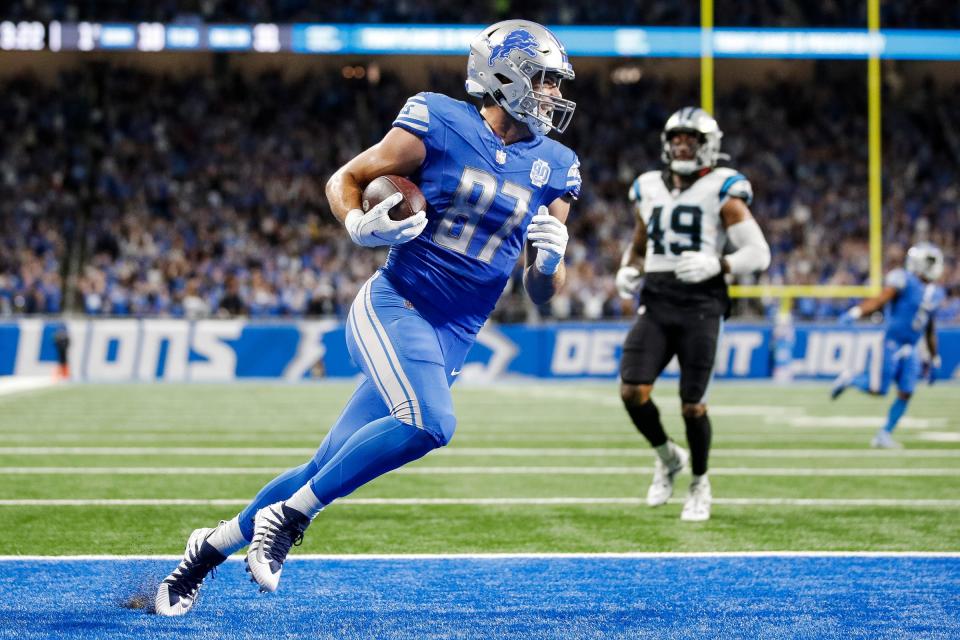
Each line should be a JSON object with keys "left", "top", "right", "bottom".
{"left": 237, "top": 271, "right": 473, "bottom": 539}
{"left": 853, "top": 340, "right": 921, "bottom": 396}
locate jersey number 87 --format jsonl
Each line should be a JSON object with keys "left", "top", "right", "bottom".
{"left": 434, "top": 166, "right": 533, "bottom": 263}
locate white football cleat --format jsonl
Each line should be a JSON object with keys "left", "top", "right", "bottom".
{"left": 245, "top": 502, "right": 311, "bottom": 593}
{"left": 155, "top": 527, "right": 226, "bottom": 616}
{"left": 681, "top": 475, "right": 712, "bottom": 522}
{"left": 646, "top": 444, "right": 689, "bottom": 507}
{"left": 871, "top": 431, "right": 903, "bottom": 449}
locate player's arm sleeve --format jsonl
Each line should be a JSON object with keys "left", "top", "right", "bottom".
{"left": 392, "top": 93, "right": 434, "bottom": 143}
{"left": 884, "top": 269, "right": 907, "bottom": 290}
{"left": 719, "top": 173, "right": 753, "bottom": 206}
{"left": 724, "top": 218, "right": 771, "bottom": 274}
{"left": 564, "top": 156, "right": 581, "bottom": 201}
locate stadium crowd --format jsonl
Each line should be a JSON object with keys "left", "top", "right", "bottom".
{"left": 0, "top": 62, "right": 957, "bottom": 321}
{"left": 3, "top": 0, "right": 958, "bottom": 28}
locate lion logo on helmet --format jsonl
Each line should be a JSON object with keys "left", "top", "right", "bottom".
{"left": 488, "top": 29, "right": 540, "bottom": 66}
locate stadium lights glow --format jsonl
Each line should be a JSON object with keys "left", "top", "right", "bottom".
{"left": 611, "top": 66, "right": 644, "bottom": 84}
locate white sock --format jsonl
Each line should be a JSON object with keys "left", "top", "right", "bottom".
{"left": 207, "top": 516, "right": 247, "bottom": 556}
{"left": 690, "top": 473, "right": 709, "bottom": 488}
{"left": 285, "top": 484, "right": 324, "bottom": 520}
{"left": 655, "top": 442, "right": 678, "bottom": 466}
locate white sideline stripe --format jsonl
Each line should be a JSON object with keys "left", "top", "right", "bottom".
{"left": 0, "top": 376, "right": 57, "bottom": 397}
{"left": 1, "top": 497, "right": 958, "bottom": 507}
{"left": 2, "top": 551, "right": 959, "bottom": 562}
{"left": 2, "top": 446, "right": 959, "bottom": 458}
{"left": 1, "top": 466, "right": 959, "bottom": 477}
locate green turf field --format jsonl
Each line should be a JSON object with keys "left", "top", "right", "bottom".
{"left": 1, "top": 382, "right": 958, "bottom": 555}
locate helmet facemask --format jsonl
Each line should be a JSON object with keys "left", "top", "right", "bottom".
{"left": 515, "top": 62, "right": 576, "bottom": 135}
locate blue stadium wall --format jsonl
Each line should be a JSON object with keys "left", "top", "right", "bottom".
{"left": 0, "top": 319, "right": 957, "bottom": 382}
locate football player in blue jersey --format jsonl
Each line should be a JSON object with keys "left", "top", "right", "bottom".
{"left": 831, "top": 243, "right": 945, "bottom": 448}
{"left": 155, "top": 19, "right": 581, "bottom": 615}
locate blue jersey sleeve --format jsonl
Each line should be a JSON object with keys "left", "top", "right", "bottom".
{"left": 392, "top": 93, "right": 441, "bottom": 150}
{"left": 885, "top": 269, "right": 908, "bottom": 290}
{"left": 564, "top": 156, "right": 582, "bottom": 201}
{"left": 393, "top": 93, "right": 430, "bottom": 135}
{"left": 543, "top": 147, "right": 580, "bottom": 203}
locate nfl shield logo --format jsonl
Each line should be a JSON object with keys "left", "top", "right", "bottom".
{"left": 495, "top": 149, "right": 507, "bottom": 165}
{"left": 529, "top": 159, "right": 551, "bottom": 187}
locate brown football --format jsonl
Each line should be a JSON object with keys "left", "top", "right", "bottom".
{"left": 361, "top": 175, "right": 426, "bottom": 221}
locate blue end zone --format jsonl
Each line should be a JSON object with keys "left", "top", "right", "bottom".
{"left": 0, "top": 556, "right": 957, "bottom": 639}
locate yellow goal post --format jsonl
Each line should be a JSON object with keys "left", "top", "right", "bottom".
{"left": 700, "top": 0, "right": 884, "bottom": 309}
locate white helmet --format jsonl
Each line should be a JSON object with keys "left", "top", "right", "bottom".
{"left": 661, "top": 107, "right": 723, "bottom": 175}
{"left": 906, "top": 242, "right": 945, "bottom": 281}
{"left": 465, "top": 20, "right": 576, "bottom": 135}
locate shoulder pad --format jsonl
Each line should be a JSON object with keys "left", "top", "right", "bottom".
{"left": 628, "top": 176, "right": 643, "bottom": 202}
{"left": 717, "top": 169, "right": 753, "bottom": 206}
{"left": 885, "top": 269, "right": 907, "bottom": 290}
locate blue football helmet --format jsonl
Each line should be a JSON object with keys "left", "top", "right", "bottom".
{"left": 465, "top": 20, "right": 576, "bottom": 135}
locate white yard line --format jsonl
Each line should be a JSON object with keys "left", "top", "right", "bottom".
{"left": 2, "top": 551, "right": 958, "bottom": 562}
{"left": 710, "top": 448, "right": 960, "bottom": 458}
{"left": 0, "top": 447, "right": 317, "bottom": 455}
{"left": 1, "top": 446, "right": 958, "bottom": 458}
{"left": 783, "top": 416, "right": 948, "bottom": 429}
{"left": 0, "top": 466, "right": 957, "bottom": 477}
{"left": 0, "top": 497, "right": 958, "bottom": 507}
{"left": 493, "top": 387, "right": 816, "bottom": 417}
{"left": 918, "top": 432, "right": 960, "bottom": 443}
{"left": 0, "top": 376, "right": 58, "bottom": 398}
{"left": 0, "top": 432, "right": 895, "bottom": 444}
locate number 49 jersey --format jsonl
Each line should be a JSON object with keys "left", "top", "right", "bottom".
{"left": 628, "top": 168, "right": 753, "bottom": 273}
{"left": 387, "top": 92, "right": 580, "bottom": 337}
{"left": 628, "top": 168, "right": 752, "bottom": 315}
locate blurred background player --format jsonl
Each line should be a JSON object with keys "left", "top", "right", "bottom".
{"left": 155, "top": 19, "right": 581, "bottom": 614}
{"left": 831, "top": 243, "right": 945, "bottom": 448}
{"left": 53, "top": 325, "right": 70, "bottom": 380}
{"left": 615, "top": 108, "right": 770, "bottom": 522}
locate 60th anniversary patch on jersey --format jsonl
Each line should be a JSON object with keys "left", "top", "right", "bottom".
{"left": 530, "top": 159, "right": 551, "bottom": 187}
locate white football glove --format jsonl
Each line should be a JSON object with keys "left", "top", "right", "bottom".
{"left": 615, "top": 266, "right": 643, "bottom": 300}
{"left": 527, "top": 206, "right": 568, "bottom": 275}
{"left": 344, "top": 192, "right": 428, "bottom": 248}
{"left": 676, "top": 251, "right": 722, "bottom": 283}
